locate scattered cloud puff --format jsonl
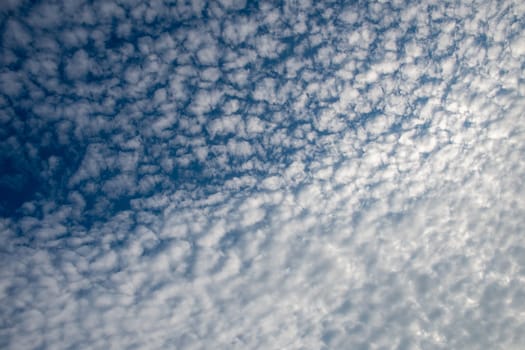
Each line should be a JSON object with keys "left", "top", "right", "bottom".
{"left": 1, "top": 0, "right": 525, "bottom": 349}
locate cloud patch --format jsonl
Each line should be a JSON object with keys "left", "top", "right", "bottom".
{"left": 1, "top": 0, "right": 525, "bottom": 349}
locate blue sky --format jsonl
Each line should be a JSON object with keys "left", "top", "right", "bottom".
{"left": 1, "top": 0, "right": 525, "bottom": 348}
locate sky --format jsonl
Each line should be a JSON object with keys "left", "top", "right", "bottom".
{"left": 0, "top": 0, "right": 524, "bottom": 349}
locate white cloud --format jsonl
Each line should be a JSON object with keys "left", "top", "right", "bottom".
{"left": 190, "top": 89, "right": 223, "bottom": 115}
{"left": 207, "top": 114, "right": 241, "bottom": 138}
{"left": 227, "top": 138, "right": 253, "bottom": 157}
{"left": 1, "top": 0, "right": 525, "bottom": 349}
{"left": 197, "top": 44, "right": 219, "bottom": 65}
{"left": 255, "top": 35, "right": 284, "bottom": 58}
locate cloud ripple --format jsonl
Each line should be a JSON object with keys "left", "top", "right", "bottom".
{"left": 1, "top": 0, "right": 524, "bottom": 349}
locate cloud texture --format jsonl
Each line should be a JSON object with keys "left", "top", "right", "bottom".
{"left": 1, "top": 0, "right": 525, "bottom": 348}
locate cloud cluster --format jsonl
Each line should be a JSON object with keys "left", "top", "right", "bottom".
{"left": 1, "top": 0, "right": 525, "bottom": 349}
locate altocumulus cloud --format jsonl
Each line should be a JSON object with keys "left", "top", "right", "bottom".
{"left": 1, "top": 0, "right": 525, "bottom": 348}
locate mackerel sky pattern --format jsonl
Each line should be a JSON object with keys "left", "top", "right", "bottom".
{"left": 1, "top": 0, "right": 525, "bottom": 349}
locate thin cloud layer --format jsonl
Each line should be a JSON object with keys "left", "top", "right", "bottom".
{"left": 1, "top": 0, "right": 525, "bottom": 349}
